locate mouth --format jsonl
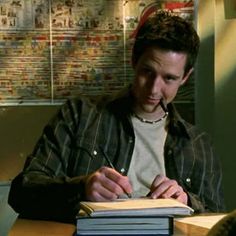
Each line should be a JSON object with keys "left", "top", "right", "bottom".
{"left": 145, "top": 97, "right": 161, "bottom": 105}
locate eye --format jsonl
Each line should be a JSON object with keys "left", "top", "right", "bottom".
{"left": 164, "top": 75, "right": 177, "bottom": 82}
{"left": 140, "top": 67, "right": 155, "bottom": 78}
{"left": 165, "top": 76, "right": 174, "bottom": 81}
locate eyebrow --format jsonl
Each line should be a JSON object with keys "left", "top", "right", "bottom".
{"left": 164, "top": 73, "right": 181, "bottom": 79}
{"left": 141, "top": 63, "right": 182, "bottom": 79}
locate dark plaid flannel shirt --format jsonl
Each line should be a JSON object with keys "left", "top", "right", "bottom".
{"left": 8, "top": 90, "right": 225, "bottom": 222}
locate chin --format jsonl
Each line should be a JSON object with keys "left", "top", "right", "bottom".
{"left": 141, "top": 104, "right": 157, "bottom": 113}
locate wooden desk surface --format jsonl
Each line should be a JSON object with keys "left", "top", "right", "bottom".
{"left": 8, "top": 219, "right": 76, "bottom": 236}
{"left": 8, "top": 218, "right": 210, "bottom": 236}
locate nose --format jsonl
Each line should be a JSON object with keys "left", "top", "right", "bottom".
{"left": 149, "top": 76, "right": 164, "bottom": 94}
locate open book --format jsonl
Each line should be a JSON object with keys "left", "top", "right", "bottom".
{"left": 79, "top": 198, "right": 194, "bottom": 217}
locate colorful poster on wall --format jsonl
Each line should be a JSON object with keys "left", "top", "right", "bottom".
{"left": 0, "top": 0, "right": 195, "bottom": 105}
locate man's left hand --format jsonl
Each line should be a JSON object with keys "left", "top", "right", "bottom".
{"left": 148, "top": 174, "right": 188, "bottom": 205}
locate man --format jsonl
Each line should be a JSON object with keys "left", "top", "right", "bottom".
{"left": 8, "top": 10, "right": 225, "bottom": 223}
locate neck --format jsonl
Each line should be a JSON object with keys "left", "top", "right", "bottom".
{"left": 133, "top": 112, "right": 168, "bottom": 124}
{"left": 133, "top": 105, "right": 167, "bottom": 122}
{"left": 133, "top": 99, "right": 169, "bottom": 124}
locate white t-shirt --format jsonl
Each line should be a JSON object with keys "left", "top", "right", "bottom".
{"left": 127, "top": 115, "right": 167, "bottom": 197}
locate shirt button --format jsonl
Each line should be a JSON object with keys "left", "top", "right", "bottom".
{"left": 167, "top": 149, "right": 172, "bottom": 155}
{"left": 128, "top": 138, "right": 133, "bottom": 143}
{"left": 186, "top": 178, "right": 191, "bottom": 183}
{"left": 93, "top": 150, "right": 97, "bottom": 156}
{"left": 120, "top": 168, "right": 125, "bottom": 174}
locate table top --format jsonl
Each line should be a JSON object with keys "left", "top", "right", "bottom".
{"left": 8, "top": 217, "right": 215, "bottom": 236}
{"left": 8, "top": 219, "right": 76, "bottom": 236}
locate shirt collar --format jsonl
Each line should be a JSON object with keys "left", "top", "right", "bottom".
{"left": 167, "top": 103, "right": 191, "bottom": 140}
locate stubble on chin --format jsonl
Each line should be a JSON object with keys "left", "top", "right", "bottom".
{"left": 141, "top": 103, "right": 160, "bottom": 114}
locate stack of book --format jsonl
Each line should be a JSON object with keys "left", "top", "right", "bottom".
{"left": 76, "top": 198, "right": 194, "bottom": 236}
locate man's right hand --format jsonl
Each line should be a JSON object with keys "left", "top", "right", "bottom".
{"left": 85, "top": 167, "right": 132, "bottom": 201}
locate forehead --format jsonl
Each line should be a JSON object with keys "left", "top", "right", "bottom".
{"left": 137, "top": 47, "right": 187, "bottom": 70}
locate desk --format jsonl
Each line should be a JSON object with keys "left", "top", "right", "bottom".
{"left": 8, "top": 217, "right": 215, "bottom": 236}
{"left": 8, "top": 219, "right": 75, "bottom": 236}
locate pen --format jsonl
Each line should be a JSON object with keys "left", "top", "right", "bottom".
{"left": 99, "top": 146, "right": 132, "bottom": 198}
{"left": 160, "top": 98, "right": 169, "bottom": 115}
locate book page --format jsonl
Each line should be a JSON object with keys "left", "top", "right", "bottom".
{"left": 81, "top": 198, "right": 191, "bottom": 211}
{"left": 80, "top": 198, "right": 194, "bottom": 217}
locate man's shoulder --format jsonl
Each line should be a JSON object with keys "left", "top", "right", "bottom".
{"left": 64, "top": 87, "right": 131, "bottom": 110}
{"left": 64, "top": 94, "right": 112, "bottom": 107}
{"left": 168, "top": 106, "right": 209, "bottom": 141}
{"left": 61, "top": 93, "right": 127, "bottom": 117}
{"left": 180, "top": 119, "right": 212, "bottom": 142}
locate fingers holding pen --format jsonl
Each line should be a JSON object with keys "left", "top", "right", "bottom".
{"left": 85, "top": 167, "right": 132, "bottom": 201}
{"left": 105, "top": 168, "right": 132, "bottom": 194}
{"left": 85, "top": 167, "right": 121, "bottom": 201}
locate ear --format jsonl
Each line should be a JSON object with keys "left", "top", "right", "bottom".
{"left": 180, "top": 68, "right": 194, "bottom": 85}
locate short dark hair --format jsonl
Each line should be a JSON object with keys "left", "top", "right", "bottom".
{"left": 132, "top": 10, "right": 200, "bottom": 74}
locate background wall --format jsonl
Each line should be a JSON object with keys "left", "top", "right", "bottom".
{"left": 196, "top": 0, "right": 236, "bottom": 211}
{"left": 214, "top": 0, "right": 236, "bottom": 211}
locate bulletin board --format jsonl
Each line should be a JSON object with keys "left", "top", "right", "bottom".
{"left": 0, "top": 0, "right": 195, "bottom": 105}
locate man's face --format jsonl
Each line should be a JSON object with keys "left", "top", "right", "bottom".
{"left": 132, "top": 47, "right": 192, "bottom": 115}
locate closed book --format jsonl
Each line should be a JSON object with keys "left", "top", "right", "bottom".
{"left": 77, "top": 229, "right": 172, "bottom": 235}
{"left": 79, "top": 198, "right": 193, "bottom": 218}
{"left": 77, "top": 198, "right": 192, "bottom": 235}
{"left": 76, "top": 215, "right": 173, "bottom": 235}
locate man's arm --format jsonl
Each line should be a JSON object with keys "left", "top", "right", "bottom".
{"left": 8, "top": 171, "right": 87, "bottom": 222}
{"left": 181, "top": 132, "right": 225, "bottom": 213}
{"left": 8, "top": 99, "right": 85, "bottom": 222}
{"left": 165, "top": 128, "right": 225, "bottom": 213}
{"left": 8, "top": 98, "right": 133, "bottom": 222}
